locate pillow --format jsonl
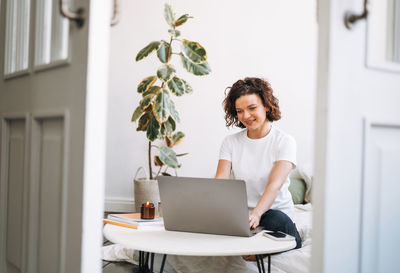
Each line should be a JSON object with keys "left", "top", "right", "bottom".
{"left": 289, "top": 177, "right": 306, "bottom": 204}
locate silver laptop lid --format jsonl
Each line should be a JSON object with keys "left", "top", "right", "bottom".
{"left": 157, "top": 176, "right": 252, "bottom": 237}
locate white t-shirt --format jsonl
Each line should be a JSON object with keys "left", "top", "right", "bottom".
{"left": 219, "top": 127, "right": 296, "bottom": 218}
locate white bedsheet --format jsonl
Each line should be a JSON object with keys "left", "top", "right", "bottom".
{"left": 102, "top": 203, "right": 312, "bottom": 273}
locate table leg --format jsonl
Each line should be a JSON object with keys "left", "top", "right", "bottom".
{"left": 136, "top": 252, "right": 168, "bottom": 273}
{"left": 255, "top": 254, "right": 271, "bottom": 273}
{"left": 256, "top": 255, "right": 265, "bottom": 273}
{"left": 150, "top": 253, "right": 155, "bottom": 272}
{"left": 159, "top": 254, "right": 167, "bottom": 273}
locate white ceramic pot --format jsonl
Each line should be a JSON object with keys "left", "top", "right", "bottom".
{"left": 133, "top": 167, "right": 160, "bottom": 213}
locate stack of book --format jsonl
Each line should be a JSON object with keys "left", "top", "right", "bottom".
{"left": 103, "top": 213, "right": 164, "bottom": 230}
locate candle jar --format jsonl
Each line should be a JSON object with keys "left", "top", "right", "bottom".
{"left": 140, "top": 202, "right": 155, "bottom": 219}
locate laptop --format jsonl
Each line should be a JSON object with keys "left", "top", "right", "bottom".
{"left": 157, "top": 176, "right": 260, "bottom": 237}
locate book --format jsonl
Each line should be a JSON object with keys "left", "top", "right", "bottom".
{"left": 107, "top": 213, "right": 163, "bottom": 226}
{"left": 103, "top": 219, "right": 164, "bottom": 230}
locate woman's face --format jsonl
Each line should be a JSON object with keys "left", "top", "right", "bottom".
{"left": 235, "top": 93, "right": 269, "bottom": 130}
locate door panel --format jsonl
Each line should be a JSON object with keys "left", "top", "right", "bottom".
{"left": 313, "top": 0, "right": 400, "bottom": 272}
{"left": 361, "top": 122, "right": 400, "bottom": 273}
{"left": 5, "top": 120, "right": 27, "bottom": 273}
{"left": 36, "top": 117, "right": 64, "bottom": 273}
{"left": 1, "top": 0, "right": 110, "bottom": 272}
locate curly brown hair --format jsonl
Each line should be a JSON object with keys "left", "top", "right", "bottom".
{"left": 223, "top": 77, "right": 281, "bottom": 128}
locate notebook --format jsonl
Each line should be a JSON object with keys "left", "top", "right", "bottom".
{"left": 157, "top": 176, "right": 259, "bottom": 237}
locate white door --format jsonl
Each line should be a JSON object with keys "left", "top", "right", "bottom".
{"left": 0, "top": 1, "right": 111, "bottom": 273}
{"left": 313, "top": 0, "right": 400, "bottom": 272}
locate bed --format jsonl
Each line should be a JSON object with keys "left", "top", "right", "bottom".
{"left": 102, "top": 169, "right": 313, "bottom": 273}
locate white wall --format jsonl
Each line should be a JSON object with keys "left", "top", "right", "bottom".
{"left": 105, "top": 0, "right": 317, "bottom": 211}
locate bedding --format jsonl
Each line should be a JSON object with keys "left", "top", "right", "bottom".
{"left": 102, "top": 203, "right": 312, "bottom": 273}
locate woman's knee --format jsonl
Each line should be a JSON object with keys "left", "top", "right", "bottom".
{"left": 259, "top": 209, "right": 292, "bottom": 231}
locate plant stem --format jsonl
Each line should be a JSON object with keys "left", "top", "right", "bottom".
{"left": 148, "top": 141, "right": 153, "bottom": 179}
{"left": 156, "top": 166, "right": 162, "bottom": 178}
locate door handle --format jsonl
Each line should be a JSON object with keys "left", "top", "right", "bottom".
{"left": 111, "top": 0, "right": 120, "bottom": 26}
{"left": 60, "top": 0, "right": 85, "bottom": 28}
{"left": 344, "top": 0, "right": 369, "bottom": 30}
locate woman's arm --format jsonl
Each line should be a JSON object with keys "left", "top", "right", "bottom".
{"left": 249, "top": 160, "right": 294, "bottom": 229}
{"left": 215, "top": 159, "right": 232, "bottom": 179}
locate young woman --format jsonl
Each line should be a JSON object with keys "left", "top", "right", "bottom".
{"left": 215, "top": 77, "right": 301, "bottom": 260}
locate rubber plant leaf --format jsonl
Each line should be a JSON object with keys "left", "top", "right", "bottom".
{"left": 166, "top": 116, "right": 176, "bottom": 132}
{"left": 136, "top": 41, "right": 161, "bottom": 62}
{"left": 159, "top": 146, "right": 180, "bottom": 168}
{"left": 180, "top": 53, "right": 211, "bottom": 76}
{"left": 131, "top": 106, "right": 143, "bottom": 122}
{"left": 174, "top": 14, "right": 192, "bottom": 27}
{"left": 140, "top": 92, "right": 157, "bottom": 110}
{"left": 181, "top": 78, "right": 193, "bottom": 94}
{"left": 172, "top": 131, "right": 185, "bottom": 145}
{"left": 164, "top": 3, "right": 175, "bottom": 27}
{"left": 137, "top": 76, "right": 157, "bottom": 94}
{"left": 154, "top": 89, "right": 170, "bottom": 123}
{"left": 137, "top": 113, "right": 150, "bottom": 131}
{"left": 165, "top": 136, "right": 174, "bottom": 148}
{"left": 168, "top": 98, "right": 180, "bottom": 123}
{"left": 142, "top": 86, "right": 161, "bottom": 97}
{"left": 154, "top": 155, "right": 164, "bottom": 167}
{"left": 167, "top": 76, "right": 185, "bottom": 96}
{"left": 146, "top": 112, "right": 161, "bottom": 141}
{"left": 160, "top": 116, "right": 176, "bottom": 136}
{"left": 182, "top": 39, "right": 207, "bottom": 64}
{"left": 168, "top": 29, "right": 181, "bottom": 38}
{"left": 157, "top": 64, "right": 176, "bottom": 82}
{"left": 157, "top": 40, "right": 171, "bottom": 63}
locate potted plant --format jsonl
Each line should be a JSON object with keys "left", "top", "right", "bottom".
{"left": 131, "top": 3, "right": 211, "bottom": 212}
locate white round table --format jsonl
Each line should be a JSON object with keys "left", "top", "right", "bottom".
{"left": 103, "top": 224, "right": 296, "bottom": 273}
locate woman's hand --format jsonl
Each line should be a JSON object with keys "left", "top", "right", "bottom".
{"left": 249, "top": 209, "right": 262, "bottom": 229}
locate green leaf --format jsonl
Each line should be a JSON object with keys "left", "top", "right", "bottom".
{"left": 181, "top": 78, "right": 193, "bottom": 94}
{"left": 157, "top": 64, "right": 176, "bottom": 82}
{"left": 137, "top": 113, "right": 150, "bottom": 131}
{"left": 174, "top": 14, "right": 192, "bottom": 27}
{"left": 153, "top": 89, "right": 170, "bottom": 123}
{"left": 165, "top": 136, "right": 173, "bottom": 147}
{"left": 168, "top": 29, "right": 181, "bottom": 38}
{"left": 142, "top": 86, "right": 161, "bottom": 97}
{"left": 160, "top": 116, "right": 176, "bottom": 136}
{"left": 140, "top": 92, "right": 157, "bottom": 110}
{"left": 154, "top": 155, "right": 164, "bottom": 167}
{"left": 167, "top": 116, "right": 176, "bottom": 131}
{"left": 161, "top": 172, "right": 172, "bottom": 176}
{"left": 182, "top": 40, "right": 207, "bottom": 64}
{"left": 168, "top": 99, "right": 180, "bottom": 123}
{"left": 172, "top": 131, "right": 185, "bottom": 145}
{"left": 131, "top": 106, "right": 143, "bottom": 122}
{"left": 180, "top": 53, "right": 211, "bottom": 76}
{"left": 159, "top": 146, "right": 180, "bottom": 168}
{"left": 164, "top": 3, "right": 175, "bottom": 26}
{"left": 167, "top": 76, "right": 185, "bottom": 96}
{"left": 137, "top": 76, "right": 157, "bottom": 94}
{"left": 136, "top": 41, "right": 161, "bottom": 62}
{"left": 146, "top": 112, "right": 161, "bottom": 141}
{"left": 157, "top": 41, "right": 171, "bottom": 63}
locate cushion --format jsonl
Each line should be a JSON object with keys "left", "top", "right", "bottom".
{"left": 289, "top": 177, "right": 306, "bottom": 204}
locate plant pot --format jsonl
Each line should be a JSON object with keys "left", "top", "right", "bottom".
{"left": 133, "top": 167, "right": 160, "bottom": 213}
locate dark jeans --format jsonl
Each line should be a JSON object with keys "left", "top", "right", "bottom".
{"left": 259, "top": 209, "right": 302, "bottom": 249}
